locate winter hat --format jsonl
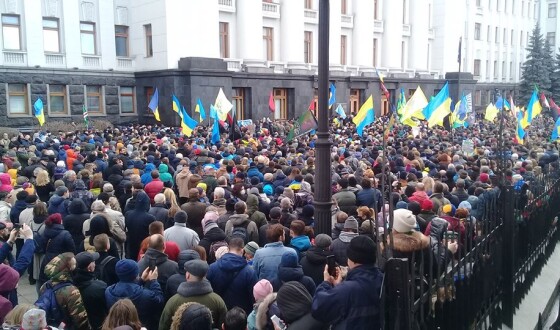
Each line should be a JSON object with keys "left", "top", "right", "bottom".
{"left": 264, "top": 173, "right": 274, "bottom": 182}
{"left": 214, "top": 246, "right": 229, "bottom": 260}
{"left": 421, "top": 199, "right": 434, "bottom": 212}
{"left": 396, "top": 201, "right": 408, "bottom": 209}
{"left": 343, "top": 216, "right": 359, "bottom": 231}
{"left": 458, "top": 201, "right": 472, "bottom": 212}
{"left": 244, "top": 241, "right": 259, "bottom": 256}
{"left": 102, "top": 183, "right": 114, "bottom": 196}
{"left": 21, "top": 308, "right": 47, "bottom": 330}
{"left": 115, "top": 259, "right": 139, "bottom": 282}
{"left": 196, "top": 182, "right": 207, "bottom": 192}
{"left": 479, "top": 173, "right": 489, "bottom": 183}
{"left": 279, "top": 251, "right": 299, "bottom": 268}
{"left": 441, "top": 204, "right": 456, "bottom": 216}
{"left": 178, "top": 303, "right": 213, "bottom": 330}
{"left": 392, "top": 209, "right": 417, "bottom": 233}
{"left": 314, "top": 234, "right": 332, "bottom": 249}
{"left": 56, "top": 161, "right": 65, "bottom": 167}
{"left": 174, "top": 210, "right": 188, "bottom": 224}
{"left": 407, "top": 201, "right": 421, "bottom": 216}
{"left": 347, "top": 236, "right": 377, "bottom": 265}
{"left": 184, "top": 260, "right": 209, "bottom": 278}
{"left": 75, "top": 251, "right": 99, "bottom": 269}
{"left": 253, "top": 279, "right": 273, "bottom": 301}
{"left": 177, "top": 250, "right": 201, "bottom": 273}
{"left": 45, "top": 213, "right": 62, "bottom": 226}
{"left": 276, "top": 281, "right": 312, "bottom": 324}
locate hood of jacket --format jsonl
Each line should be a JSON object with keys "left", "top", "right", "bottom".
{"left": 304, "top": 246, "right": 332, "bottom": 265}
{"left": 203, "top": 227, "right": 226, "bottom": 242}
{"left": 134, "top": 192, "right": 151, "bottom": 211}
{"left": 177, "top": 278, "right": 213, "bottom": 297}
{"left": 216, "top": 253, "right": 247, "bottom": 273}
{"left": 176, "top": 250, "right": 201, "bottom": 274}
{"left": 256, "top": 293, "right": 277, "bottom": 330}
{"left": 0, "top": 174, "right": 10, "bottom": 186}
{"left": 0, "top": 264, "right": 19, "bottom": 292}
{"left": 68, "top": 199, "right": 88, "bottom": 214}
{"left": 158, "top": 163, "right": 169, "bottom": 174}
{"left": 106, "top": 281, "right": 148, "bottom": 302}
{"left": 73, "top": 179, "right": 87, "bottom": 191}
{"left": 390, "top": 231, "right": 430, "bottom": 253}
{"left": 144, "top": 163, "right": 155, "bottom": 173}
{"left": 48, "top": 195, "right": 65, "bottom": 208}
{"left": 339, "top": 231, "right": 358, "bottom": 243}
{"left": 143, "top": 248, "right": 170, "bottom": 266}
{"left": 278, "top": 264, "right": 304, "bottom": 283}
{"left": 44, "top": 224, "right": 66, "bottom": 239}
{"left": 290, "top": 235, "right": 311, "bottom": 252}
{"left": 228, "top": 213, "right": 250, "bottom": 226}
{"left": 44, "top": 252, "right": 74, "bottom": 283}
{"left": 246, "top": 194, "right": 259, "bottom": 214}
{"left": 428, "top": 217, "right": 448, "bottom": 242}
{"left": 72, "top": 269, "right": 95, "bottom": 288}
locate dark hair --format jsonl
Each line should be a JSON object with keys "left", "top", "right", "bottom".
{"left": 223, "top": 307, "right": 247, "bottom": 330}
{"left": 234, "top": 201, "right": 246, "bottom": 214}
{"left": 433, "top": 181, "right": 444, "bottom": 194}
{"left": 132, "top": 182, "right": 144, "bottom": 190}
{"left": 149, "top": 221, "right": 164, "bottom": 235}
{"left": 98, "top": 192, "right": 110, "bottom": 204}
{"left": 228, "top": 237, "right": 245, "bottom": 251}
{"left": 266, "top": 224, "right": 285, "bottom": 243}
{"left": 338, "top": 178, "right": 349, "bottom": 189}
{"left": 289, "top": 220, "right": 306, "bottom": 236}
{"left": 16, "top": 190, "right": 29, "bottom": 201}
{"left": 151, "top": 170, "right": 159, "bottom": 179}
{"left": 348, "top": 176, "right": 358, "bottom": 187}
{"left": 361, "top": 178, "right": 372, "bottom": 189}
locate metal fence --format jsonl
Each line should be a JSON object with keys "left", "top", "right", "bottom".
{"left": 383, "top": 165, "right": 560, "bottom": 330}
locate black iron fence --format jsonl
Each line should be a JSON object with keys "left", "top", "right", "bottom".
{"left": 383, "top": 164, "right": 560, "bottom": 329}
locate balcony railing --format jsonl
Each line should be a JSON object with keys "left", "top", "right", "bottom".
{"left": 45, "top": 53, "right": 65, "bottom": 67}
{"left": 341, "top": 14, "right": 354, "bottom": 28}
{"left": 3, "top": 51, "right": 26, "bottom": 66}
{"left": 82, "top": 55, "right": 101, "bottom": 68}
{"left": 225, "top": 58, "right": 243, "bottom": 72}
{"left": 304, "top": 9, "right": 318, "bottom": 24}
{"left": 117, "top": 57, "right": 134, "bottom": 69}
{"left": 402, "top": 24, "right": 411, "bottom": 36}
{"left": 218, "top": 0, "right": 235, "bottom": 12}
{"left": 374, "top": 19, "right": 384, "bottom": 33}
{"left": 262, "top": 2, "right": 280, "bottom": 18}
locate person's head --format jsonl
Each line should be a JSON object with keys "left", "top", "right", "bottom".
{"left": 44, "top": 213, "right": 62, "bottom": 227}
{"left": 148, "top": 234, "right": 165, "bottom": 252}
{"left": 174, "top": 210, "right": 188, "bottom": 224}
{"left": 433, "top": 181, "right": 444, "bottom": 194}
{"left": 222, "top": 307, "right": 247, "bottom": 330}
{"left": 252, "top": 279, "right": 273, "bottom": 302}
{"left": 234, "top": 201, "right": 247, "bottom": 215}
{"left": 346, "top": 236, "right": 377, "bottom": 269}
{"left": 35, "top": 170, "right": 50, "bottom": 186}
{"left": 266, "top": 223, "right": 285, "bottom": 243}
{"left": 269, "top": 206, "right": 281, "bottom": 221}
{"left": 227, "top": 237, "right": 245, "bottom": 256}
{"left": 101, "top": 298, "right": 143, "bottom": 330}
{"left": 33, "top": 201, "right": 48, "bottom": 218}
{"left": 149, "top": 221, "right": 164, "bottom": 235}
{"left": 188, "top": 188, "right": 199, "bottom": 200}
{"left": 289, "top": 220, "right": 306, "bottom": 238}
{"left": 75, "top": 251, "right": 99, "bottom": 273}
{"left": 3, "top": 303, "right": 35, "bottom": 327}
{"left": 336, "top": 211, "right": 348, "bottom": 224}
{"left": 243, "top": 241, "right": 259, "bottom": 260}
{"left": 115, "top": 259, "right": 140, "bottom": 282}
{"left": 392, "top": 209, "right": 417, "bottom": 234}
{"left": 214, "top": 187, "right": 225, "bottom": 200}
{"left": 170, "top": 302, "right": 213, "bottom": 330}
{"left": 93, "top": 233, "right": 110, "bottom": 252}
{"left": 151, "top": 170, "right": 160, "bottom": 179}
{"left": 343, "top": 216, "right": 359, "bottom": 233}
{"left": 185, "top": 260, "right": 209, "bottom": 282}
{"left": 338, "top": 178, "right": 349, "bottom": 189}
{"left": 154, "top": 193, "right": 166, "bottom": 205}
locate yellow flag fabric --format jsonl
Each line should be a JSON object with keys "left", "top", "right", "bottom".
{"left": 484, "top": 103, "right": 499, "bottom": 122}
{"left": 214, "top": 88, "right": 233, "bottom": 121}
{"left": 401, "top": 86, "right": 428, "bottom": 122}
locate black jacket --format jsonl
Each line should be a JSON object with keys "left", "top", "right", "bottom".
{"left": 300, "top": 246, "right": 334, "bottom": 286}
{"left": 148, "top": 203, "right": 169, "bottom": 223}
{"left": 73, "top": 269, "right": 108, "bottom": 330}
{"left": 39, "top": 224, "right": 76, "bottom": 282}
{"left": 198, "top": 227, "right": 227, "bottom": 262}
{"left": 125, "top": 192, "right": 155, "bottom": 259}
{"left": 95, "top": 252, "right": 119, "bottom": 286}
{"left": 63, "top": 199, "right": 90, "bottom": 248}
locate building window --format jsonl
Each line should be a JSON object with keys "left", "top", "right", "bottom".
{"left": 401, "top": 41, "right": 406, "bottom": 69}
{"left": 273, "top": 89, "right": 287, "bottom": 120}
{"left": 145, "top": 87, "right": 154, "bottom": 114}
{"left": 485, "top": 60, "right": 490, "bottom": 78}
{"left": 428, "top": 4, "right": 432, "bottom": 28}
{"left": 549, "top": 3, "right": 557, "bottom": 17}
{"left": 493, "top": 60, "right": 498, "bottom": 78}
{"left": 512, "top": 0, "right": 515, "bottom": 14}
{"left": 304, "top": 31, "right": 313, "bottom": 63}
{"left": 263, "top": 27, "right": 273, "bottom": 61}
{"left": 495, "top": 27, "right": 499, "bottom": 43}
{"left": 502, "top": 61, "right": 506, "bottom": 79}
{"left": 349, "top": 89, "right": 361, "bottom": 114}
{"left": 232, "top": 88, "right": 245, "bottom": 120}
{"left": 43, "top": 18, "right": 60, "bottom": 53}
{"left": 476, "top": 0, "right": 481, "bottom": 6}
{"left": 115, "top": 25, "right": 129, "bottom": 57}
{"left": 80, "top": 22, "right": 96, "bottom": 55}
{"left": 7, "top": 84, "right": 27, "bottom": 115}
{"left": 340, "top": 35, "right": 347, "bottom": 65}
{"left": 48, "top": 85, "right": 66, "bottom": 114}
{"left": 510, "top": 29, "right": 514, "bottom": 45}
{"left": 474, "top": 90, "right": 482, "bottom": 106}
{"left": 503, "top": 28, "right": 507, "bottom": 44}
{"left": 474, "top": 59, "right": 481, "bottom": 76}
{"left": 547, "top": 32, "right": 556, "bottom": 47}
{"left": 381, "top": 91, "right": 391, "bottom": 116}
{"left": 2, "top": 15, "right": 21, "bottom": 50}
{"left": 304, "top": 0, "right": 312, "bottom": 9}
{"left": 487, "top": 26, "right": 491, "bottom": 41}
{"left": 120, "top": 87, "right": 135, "bottom": 114}
{"left": 520, "top": 30, "right": 524, "bottom": 46}
{"left": 474, "top": 23, "right": 481, "bottom": 40}
{"left": 373, "top": 38, "right": 378, "bottom": 66}
{"left": 341, "top": 0, "right": 347, "bottom": 14}
{"left": 509, "top": 61, "right": 513, "bottom": 79}
{"left": 86, "top": 86, "right": 103, "bottom": 114}
{"left": 144, "top": 24, "right": 153, "bottom": 57}
{"left": 219, "top": 22, "right": 229, "bottom": 58}
{"left": 521, "top": 0, "right": 525, "bottom": 15}
{"left": 526, "top": 31, "right": 529, "bottom": 45}
{"left": 374, "top": 0, "right": 379, "bottom": 19}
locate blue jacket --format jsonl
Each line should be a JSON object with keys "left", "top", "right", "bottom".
{"left": 9, "top": 200, "right": 27, "bottom": 224}
{"left": 253, "top": 242, "right": 296, "bottom": 284}
{"left": 141, "top": 164, "right": 156, "bottom": 185}
{"left": 207, "top": 253, "right": 258, "bottom": 314}
{"left": 39, "top": 224, "right": 76, "bottom": 282}
{"left": 355, "top": 188, "right": 383, "bottom": 213}
{"left": 105, "top": 279, "right": 164, "bottom": 330}
{"left": 47, "top": 195, "right": 69, "bottom": 217}
{"left": 312, "top": 264, "right": 383, "bottom": 330}
{"left": 0, "top": 239, "right": 34, "bottom": 276}
{"left": 247, "top": 166, "right": 264, "bottom": 182}
{"left": 290, "top": 235, "right": 311, "bottom": 258}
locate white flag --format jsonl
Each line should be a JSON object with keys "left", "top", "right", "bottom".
{"left": 401, "top": 86, "right": 428, "bottom": 121}
{"left": 214, "top": 88, "right": 233, "bottom": 121}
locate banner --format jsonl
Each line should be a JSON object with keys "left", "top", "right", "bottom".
{"left": 287, "top": 110, "right": 318, "bottom": 141}
{"left": 462, "top": 139, "right": 474, "bottom": 156}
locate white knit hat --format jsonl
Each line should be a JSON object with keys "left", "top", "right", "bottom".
{"left": 392, "top": 209, "right": 417, "bottom": 233}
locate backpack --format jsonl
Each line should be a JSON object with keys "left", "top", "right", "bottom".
{"left": 96, "top": 256, "right": 115, "bottom": 282}
{"left": 33, "top": 223, "right": 46, "bottom": 254}
{"left": 35, "top": 281, "right": 71, "bottom": 325}
{"left": 230, "top": 221, "right": 250, "bottom": 244}
{"left": 208, "top": 240, "right": 228, "bottom": 262}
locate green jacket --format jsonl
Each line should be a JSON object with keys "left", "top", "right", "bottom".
{"left": 246, "top": 194, "right": 267, "bottom": 228}
{"left": 159, "top": 279, "right": 227, "bottom": 330}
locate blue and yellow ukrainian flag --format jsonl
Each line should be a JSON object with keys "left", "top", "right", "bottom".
{"left": 495, "top": 96, "right": 511, "bottom": 111}
{"left": 328, "top": 83, "right": 336, "bottom": 108}
{"left": 353, "top": 95, "right": 374, "bottom": 136}
{"left": 516, "top": 110, "right": 526, "bottom": 144}
{"left": 423, "top": 82, "right": 452, "bottom": 128}
{"left": 172, "top": 94, "right": 182, "bottom": 115}
{"left": 33, "top": 98, "right": 45, "bottom": 126}
{"left": 148, "top": 88, "right": 160, "bottom": 121}
{"left": 180, "top": 106, "right": 198, "bottom": 137}
{"left": 551, "top": 116, "right": 560, "bottom": 141}
{"left": 195, "top": 98, "right": 206, "bottom": 123}
{"left": 523, "top": 88, "right": 542, "bottom": 128}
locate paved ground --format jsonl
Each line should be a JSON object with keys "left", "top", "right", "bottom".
{"left": 16, "top": 275, "right": 38, "bottom": 305}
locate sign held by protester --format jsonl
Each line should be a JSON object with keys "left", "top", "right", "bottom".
{"left": 462, "top": 139, "right": 474, "bottom": 156}
{"left": 287, "top": 110, "right": 318, "bottom": 141}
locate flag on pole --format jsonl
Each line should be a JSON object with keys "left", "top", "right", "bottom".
{"left": 484, "top": 103, "right": 499, "bottom": 122}
{"left": 82, "top": 105, "right": 89, "bottom": 129}
{"left": 550, "top": 98, "right": 560, "bottom": 116}
{"left": 353, "top": 95, "right": 375, "bottom": 136}
{"left": 495, "top": 96, "right": 511, "bottom": 111}
{"left": 396, "top": 88, "right": 406, "bottom": 119}
{"left": 401, "top": 86, "right": 428, "bottom": 123}
{"left": 328, "top": 83, "right": 336, "bottom": 108}
{"left": 33, "top": 98, "right": 45, "bottom": 126}
{"left": 211, "top": 110, "right": 220, "bottom": 144}
{"left": 308, "top": 99, "right": 316, "bottom": 111}
{"left": 269, "top": 91, "right": 275, "bottom": 112}
{"left": 172, "top": 94, "right": 182, "bottom": 115}
{"left": 287, "top": 110, "right": 318, "bottom": 141}
{"left": 516, "top": 110, "right": 526, "bottom": 144}
{"left": 214, "top": 88, "right": 233, "bottom": 121}
{"left": 384, "top": 115, "right": 395, "bottom": 139}
{"left": 540, "top": 92, "right": 550, "bottom": 108}
{"left": 179, "top": 106, "right": 198, "bottom": 137}
{"left": 375, "top": 67, "right": 390, "bottom": 100}
{"left": 148, "top": 88, "right": 160, "bottom": 121}
{"left": 335, "top": 104, "right": 347, "bottom": 119}
{"left": 551, "top": 117, "right": 560, "bottom": 141}
{"left": 423, "top": 82, "right": 452, "bottom": 128}
{"left": 194, "top": 98, "right": 206, "bottom": 122}
{"left": 522, "top": 88, "right": 542, "bottom": 128}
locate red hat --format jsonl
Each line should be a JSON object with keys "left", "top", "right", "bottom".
{"left": 45, "top": 213, "right": 62, "bottom": 225}
{"left": 479, "top": 173, "right": 489, "bottom": 183}
{"left": 63, "top": 145, "right": 70, "bottom": 150}
{"left": 421, "top": 199, "right": 433, "bottom": 212}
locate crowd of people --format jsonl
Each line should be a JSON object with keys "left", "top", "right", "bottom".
{"left": 0, "top": 109, "right": 555, "bottom": 330}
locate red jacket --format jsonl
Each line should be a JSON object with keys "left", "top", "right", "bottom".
{"left": 144, "top": 179, "right": 164, "bottom": 204}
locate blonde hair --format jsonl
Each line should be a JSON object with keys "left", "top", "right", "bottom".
{"left": 163, "top": 188, "right": 179, "bottom": 209}
{"left": 108, "top": 196, "right": 121, "bottom": 212}
{"left": 35, "top": 170, "right": 50, "bottom": 186}
{"left": 101, "top": 299, "right": 143, "bottom": 330}
{"left": 422, "top": 176, "right": 435, "bottom": 193}
{"left": 4, "top": 303, "right": 34, "bottom": 326}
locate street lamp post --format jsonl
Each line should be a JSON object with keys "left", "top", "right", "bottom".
{"left": 314, "top": 0, "right": 332, "bottom": 235}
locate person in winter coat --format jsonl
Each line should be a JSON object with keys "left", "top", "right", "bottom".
{"left": 80, "top": 215, "right": 120, "bottom": 258}
{"left": 159, "top": 260, "right": 227, "bottom": 330}
{"left": 40, "top": 252, "right": 90, "bottom": 329}
{"left": 253, "top": 224, "right": 297, "bottom": 284}
{"left": 217, "top": 198, "right": 235, "bottom": 231}
{"left": 0, "top": 263, "right": 22, "bottom": 324}
{"left": 144, "top": 170, "right": 164, "bottom": 204}
{"left": 0, "top": 192, "right": 11, "bottom": 224}
{"left": 180, "top": 188, "right": 207, "bottom": 237}
{"left": 124, "top": 191, "right": 155, "bottom": 260}
{"left": 158, "top": 163, "right": 174, "bottom": 187}
{"left": 408, "top": 183, "right": 430, "bottom": 205}
{"left": 331, "top": 216, "right": 359, "bottom": 267}
{"left": 107, "top": 164, "right": 124, "bottom": 191}
{"left": 247, "top": 279, "right": 274, "bottom": 330}
{"left": 207, "top": 238, "right": 258, "bottom": 314}
{"left": 175, "top": 166, "right": 192, "bottom": 204}
{"left": 38, "top": 213, "right": 76, "bottom": 286}
{"left": 312, "top": 236, "right": 383, "bottom": 330}
{"left": 9, "top": 190, "right": 27, "bottom": 224}
{"left": 274, "top": 251, "right": 316, "bottom": 295}
{"left": 430, "top": 182, "right": 451, "bottom": 213}
{"left": 72, "top": 251, "right": 108, "bottom": 330}
{"left": 289, "top": 220, "right": 311, "bottom": 258}
{"left": 164, "top": 211, "right": 200, "bottom": 251}
{"left": 141, "top": 163, "right": 156, "bottom": 185}
{"left": 70, "top": 180, "right": 95, "bottom": 211}
{"left": 416, "top": 199, "right": 437, "bottom": 234}
{"left": 0, "top": 174, "right": 12, "bottom": 193}
{"left": 198, "top": 212, "right": 227, "bottom": 263}
{"left": 149, "top": 193, "right": 169, "bottom": 223}
{"left": 105, "top": 259, "right": 163, "bottom": 330}
{"left": 333, "top": 178, "right": 357, "bottom": 216}
{"left": 165, "top": 249, "right": 200, "bottom": 300}
{"left": 0, "top": 223, "right": 34, "bottom": 308}
{"left": 355, "top": 178, "right": 382, "bottom": 212}
{"left": 276, "top": 281, "right": 325, "bottom": 330}
{"left": 301, "top": 234, "right": 334, "bottom": 286}
{"left": 137, "top": 234, "right": 179, "bottom": 292}
{"left": 224, "top": 201, "right": 259, "bottom": 244}
{"left": 137, "top": 221, "right": 180, "bottom": 262}
{"left": 92, "top": 234, "right": 119, "bottom": 286}
{"left": 246, "top": 193, "right": 267, "bottom": 228}
{"left": 63, "top": 199, "right": 90, "bottom": 248}
{"left": 47, "top": 186, "right": 70, "bottom": 217}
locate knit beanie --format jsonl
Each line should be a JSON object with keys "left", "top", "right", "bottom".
{"left": 253, "top": 279, "right": 273, "bottom": 301}
{"left": 115, "top": 259, "right": 139, "bottom": 282}
{"left": 174, "top": 210, "right": 188, "bottom": 224}
{"left": 346, "top": 236, "right": 377, "bottom": 265}
{"left": 276, "top": 281, "right": 312, "bottom": 324}
{"left": 178, "top": 303, "right": 213, "bottom": 330}
{"left": 45, "top": 213, "right": 62, "bottom": 226}
{"left": 314, "top": 234, "right": 332, "bottom": 249}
